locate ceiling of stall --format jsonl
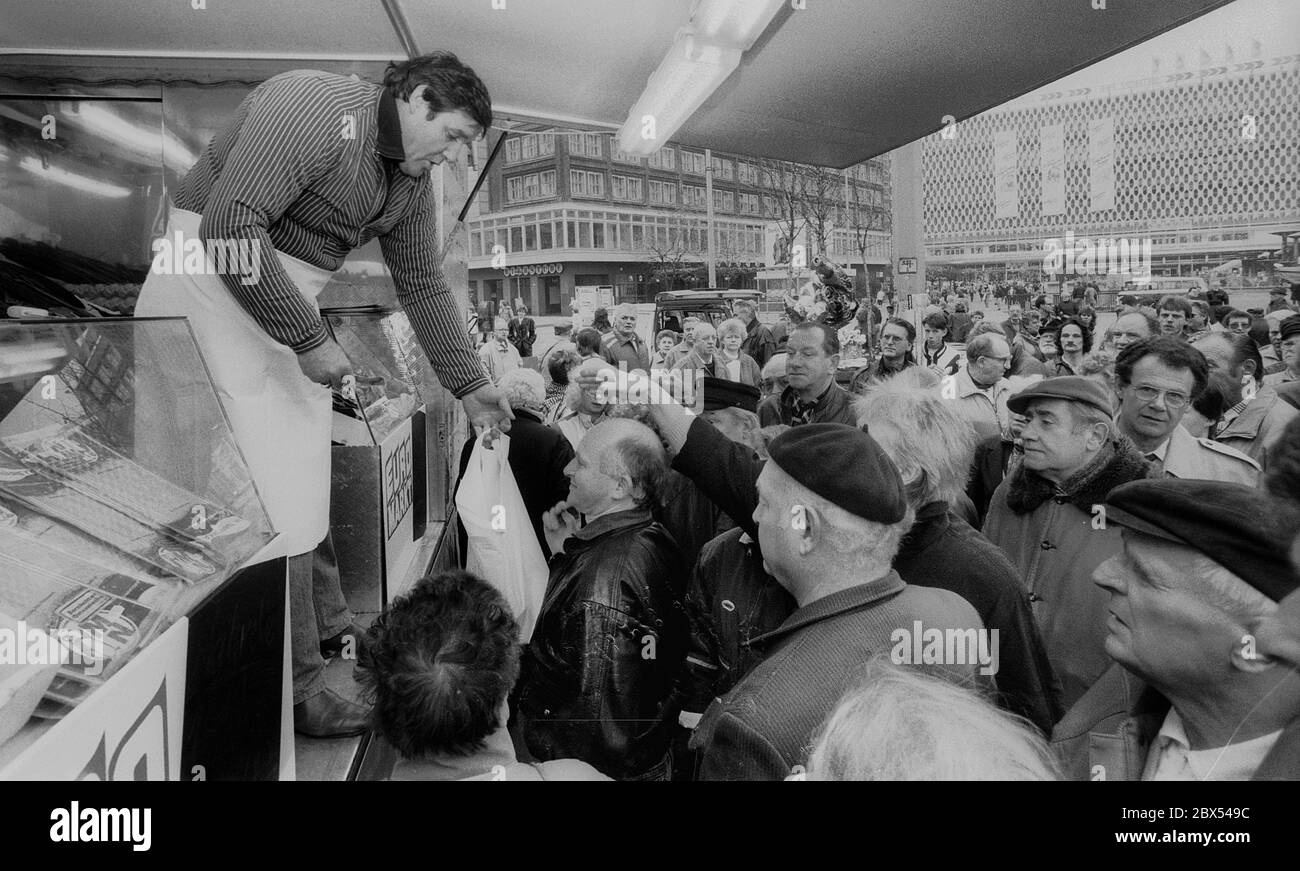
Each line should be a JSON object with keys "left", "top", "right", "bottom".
{"left": 0, "top": 0, "right": 1235, "bottom": 167}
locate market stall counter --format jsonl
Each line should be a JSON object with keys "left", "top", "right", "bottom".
{"left": 0, "top": 317, "right": 292, "bottom": 780}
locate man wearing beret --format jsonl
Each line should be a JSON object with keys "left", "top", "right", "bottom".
{"left": 687, "top": 424, "right": 988, "bottom": 780}
{"left": 756, "top": 323, "right": 857, "bottom": 428}
{"left": 1112, "top": 337, "right": 1259, "bottom": 485}
{"left": 983, "top": 376, "right": 1154, "bottom": 709}
{"left": 1051, "top": 479, "right": 1300, "bottom": 780}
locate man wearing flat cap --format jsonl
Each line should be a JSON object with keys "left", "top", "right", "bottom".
{"left": 984, "top": 376, "right": 1154, "bottom": 709}
{"left": 1052, "top": 479, "right": 1300, "bottom": 780}
{"left": 1262, "top": 314, "right": 1300, "bottom": 389}
{"left": 686, "top": 425, "right": 988, "bottom": 780}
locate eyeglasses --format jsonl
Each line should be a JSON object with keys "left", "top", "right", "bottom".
{"left": 1129, "top": 386, "right": 1189, "bottom": 408}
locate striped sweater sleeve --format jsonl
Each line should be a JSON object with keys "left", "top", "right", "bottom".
{"left": 197, "top": 75, "right": 346, "bottom": 353}
{"left": 380, "top": 185, "right": 490, "bottom": 397}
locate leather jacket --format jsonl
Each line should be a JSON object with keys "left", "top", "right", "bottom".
{"left": 515, "top": 507, "right": 688, "bottom": 780}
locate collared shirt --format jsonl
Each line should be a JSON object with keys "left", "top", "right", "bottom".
{"left": 1142, "top": 437, "right": 1170, "bottom": 474}
{"left": 174, "top": 70, "right": 487, "bottom": 397}
{"left": 1142, "top": 709, "right": 1281, "bottom": 781}
{"left": 1215, "top": 398, "right": 1251, "bottom": 435}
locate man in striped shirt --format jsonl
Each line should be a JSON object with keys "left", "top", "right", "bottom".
{"left": 141, "top": 53, "right": 511, "bottom": 738}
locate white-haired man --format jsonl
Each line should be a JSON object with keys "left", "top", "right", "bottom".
{"left": 1052, "top": 478, "right": 1300, "bottom": 780}
{"left": 984, "top": 377, "right": 1153, "bottom": 709}
{"left": 457, "top": 367, "right": 573, "bottom": 559}
{"left": 478, "top": 318, "right": 521, "bottom": 383}
{"left": 600, "top": 302, "right": 650, "bottom": 373}
{"left": 666, "top": 316, "right": 702, "bottom": 368}
{"left": 671, "top": 321, "right": 725, "bottom": 378}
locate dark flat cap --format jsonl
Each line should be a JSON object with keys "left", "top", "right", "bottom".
{"left": 1104, "top": 479, "right": 1300, "bottom": 602}
{"left": 702, "top": 377, "right": 760, "bottom": 413}
{"left": 767, "top": 424, "right": 906, "bottom": 523}
{"left": 1279, "top": 315, "right": 1300, "bottom": 341}
{"left": 1007, "top": 375, "right": 1114, "bottom": 416}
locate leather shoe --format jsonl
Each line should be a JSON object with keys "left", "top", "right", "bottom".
{"left": 320, "top": 623, "right": 368, "bottom": 661}
{"left": 294, "top": 688, "right": 370, "bottom": 739}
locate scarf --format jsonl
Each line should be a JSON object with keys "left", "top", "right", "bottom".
{"left": 1005, "top": 436, "right": 1154, "bottom": 515}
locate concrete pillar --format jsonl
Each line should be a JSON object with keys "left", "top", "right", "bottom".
{"left": 890, "top": 140, "right": 926, "bottom": 316}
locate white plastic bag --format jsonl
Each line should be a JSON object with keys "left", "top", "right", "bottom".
{"left": 455, "top": 434, "right": 549, "bottom": 643}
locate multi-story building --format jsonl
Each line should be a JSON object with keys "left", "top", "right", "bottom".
{"left": 911, "top": 50, "right": 1300, "bottom": 283}
{"left": 464, "top": 130, "right": 892, "bottom": 315}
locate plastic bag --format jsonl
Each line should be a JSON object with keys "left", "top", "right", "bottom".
{"left": 455, "top": 435, "right": 549, "bottom": 642}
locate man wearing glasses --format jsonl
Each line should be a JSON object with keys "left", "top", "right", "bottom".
{"left": 1113, "top": 337, "right": 1259, "bottom": 485}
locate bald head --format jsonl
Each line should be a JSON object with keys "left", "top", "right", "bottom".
{"left": 570, "top": 418, "right": 668, "bottom": 514}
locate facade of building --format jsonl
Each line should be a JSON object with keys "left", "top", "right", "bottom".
{"left": 912, "top": 52, "right": 1300, "bottom": 285}
{"left": 464, "top": 131, "right": 892, "bottom": 315}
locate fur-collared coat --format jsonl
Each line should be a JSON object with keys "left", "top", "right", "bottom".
{"left": 983, "top": 438, "right": 1154, "bottom": 710}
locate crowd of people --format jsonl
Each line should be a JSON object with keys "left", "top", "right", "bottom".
{"left": 357, "top": 284, "right": 1300, "bottom": 781}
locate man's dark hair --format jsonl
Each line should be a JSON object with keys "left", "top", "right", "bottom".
{"left": 1157, "top": 295, "right": 1193, "bottom": 317}
{"left": 547, "top": 347, "right": 581, "bottom": 385}
{"left": 356, "top": 570, "right": 519, "bottom": 759}
{"left": 882, "top": 316, "right": 916, "bottom": 344}
{"left": 1264, "top": 416, "right": 1300, "bottom": 509}
{"left": 1201, "top": 331, "right": 1264, "bottom": 385}
{"left": 1221, "top": 308, "right": 1252, "bottom": 327}
{"left": 1248, "top": 316, "right": 1272, "bottom": 349}
{"left": 1052, "top": 317, "right": 1094, "bottom": 357}
{"left": 1114, "top": 335, "right": 1209, "bottom": 402}
{"left": 384, "top": 52, "right": 493, "bottom": 131}
{"left": 790, "top": 321, "right": 840, "bottom": 356}
{"left": 575, "top": 328, "right": 604, "bottom": 356}
{"left": 922, "top": 312, "right": 949, "bottom": 331}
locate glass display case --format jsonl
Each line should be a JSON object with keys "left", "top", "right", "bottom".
{"left": 0, "top": 317, "right": 275, "bottom": 731}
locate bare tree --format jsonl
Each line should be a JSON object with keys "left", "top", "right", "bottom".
{"left": 800, "top": 164, "right": 841, "bottom": 260}
{"left": 644, "top": 211, "right": 705, "bottom": 291}
{"left": 847, "top": 169, "right": 892, "bottom": 295}
{"left": 757, "top": 158, "right": 811, "bottom": 293}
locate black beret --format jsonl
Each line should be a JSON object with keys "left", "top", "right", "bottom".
{"left": 1007, "top": 375, "right": 1114, "bottom": 417}
{"left": 1104, "top": 479, "right": 1300, "bottom": 602}
{"left": 702, "top": 377, "right": 760, "bottom": 413}
{"left": 1279, "top": 315, "right": 1300, "bottom": 341}
{"left": 766, "top": 424, "right": 906, "bottom": 523}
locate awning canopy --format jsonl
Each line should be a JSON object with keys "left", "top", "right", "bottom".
{"left": 1, "top": 0, "right": 1234, "bottom": 167}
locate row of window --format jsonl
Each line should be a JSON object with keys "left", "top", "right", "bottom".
{"left": 504, "top": 169, "right": 887, "bottom": 220}
{"left": 468, "top": 209, "right": 767, "bottom": 259}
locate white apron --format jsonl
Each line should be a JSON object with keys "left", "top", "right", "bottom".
{"left": 135, "top": 208, "right": 333, "bottom": 556}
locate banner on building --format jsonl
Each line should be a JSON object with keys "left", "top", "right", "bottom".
{"left": 993, "top": 130, "right": 1019, "bottom": 220}
{"left": 1089, "top": 116, "right": 1116, "bottom": 213}
{"left": 1040, "top": 124, "right": 1066, "bottom": 216}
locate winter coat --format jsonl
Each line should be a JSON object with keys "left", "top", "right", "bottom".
{"left": 983, "top": 439, "right": 1154, "bottom": 709}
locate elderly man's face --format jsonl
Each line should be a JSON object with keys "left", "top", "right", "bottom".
{"left": 752, "top": 464, "right": 800, "bottom": 588}
{"left": 968, "top": 337, "right": 1010, "bottom": 386}
{"left": 614, "top": 311, "right": 638, "bottom": 336}
{"left": 1094, "top": 533, "right": 1244, "bottom": 688}
{"left": 785, "top": 328, "right": 837, "bottom": 391}
{"left": 562, "top": 426, "right": 621, "bottom": 516}
{"left": 1226, "top": 316, "right": 1252, "bottom": 335}
{"left": 1110, "top": 313, "right": 1152, "bottom": 351}
{"left": 1117, "top": 356, "right": 1194, "bottom": 446}
{"left": 1019, "top": 398, "right": 1099, "bottom": 481}
{"left": 1281, "top": 334, "right": 1300, "bottom": 372}
{"left": 694, "top": 326, "right": 718, "bottom": 356}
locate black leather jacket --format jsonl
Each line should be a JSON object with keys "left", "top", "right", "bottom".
{"left": 515, "top": 507, "right": 688, "bottom": 780}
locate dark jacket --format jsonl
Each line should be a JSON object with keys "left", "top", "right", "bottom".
{"left": 690, "top": 573, "right": 988, "bottom": 780}
{"left": 456, "top": 408, "right": 572, "bottom": 559}
{"left": 515, "top": 507, "right": 688, "bottom": 780}
{"left": 741, "top": 317, "right": 777, "bottom": 369}
{"left": 966, "top": 434, "right": 1017, "bottom": 527}
{"left": 1051, "top": 664, "right": 1300, "bottom": 781}
{"left": 600, "top": 330, "right": 651, "bottom": 373}
{"left": 984, "top": 439, "right": 1154, "bottom": 709}
{"left": 895, "top": 503, "right": 1063, "bottom": 734}
{"left": 673, "top": 418, "right": 1061, "bottom": 733}
{"left": 508, "top": 315, "right": 535, "bottom": 357}
{"left": 757, "top": 380, "right": 857, "bottom": 427}
{"left": 656, "top": 469, "right": 734, "bottom": 582}
{"left": 679, "top": 527, "right": 795, "bottom": 715}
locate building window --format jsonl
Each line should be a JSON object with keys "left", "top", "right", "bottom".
{"left": 504, "top": 132, "right": 555, "bottom": 164}
{"left": 568, "top": 132, "right": 604, "bottom": 158}
{"left": 505, "top": 170, "right": 557, "bottom": 204}
{"left": 711, "top": 156, "right": 734, "bottom": 180}
{"left": 683, "top": 184, "right": 707, "bottom": 209}
{"left": 682, "top": 151, "right": 706, "bottom": 175}
{"left": 737, "top": 162, "right": 758, "bottom": 185}
{"left": 570, "top": 170, "right": 606, "bottom": 198}
{"left": 649, "top": 180, "right": 677, "bottom": 205}
{"left": 648, "top": 147, "right": 676, "bottom": 170}
{"left": 712, "top": 190, "right": 734, "bottom": 212}
{"left": 738, "top": 193, "right": 759, "bottom": 214}
{"left": 611, "top": 142, "right": 642, "bottom": 165}
{"left": 611, "top": 174, "right": 644, "bottom": 202}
